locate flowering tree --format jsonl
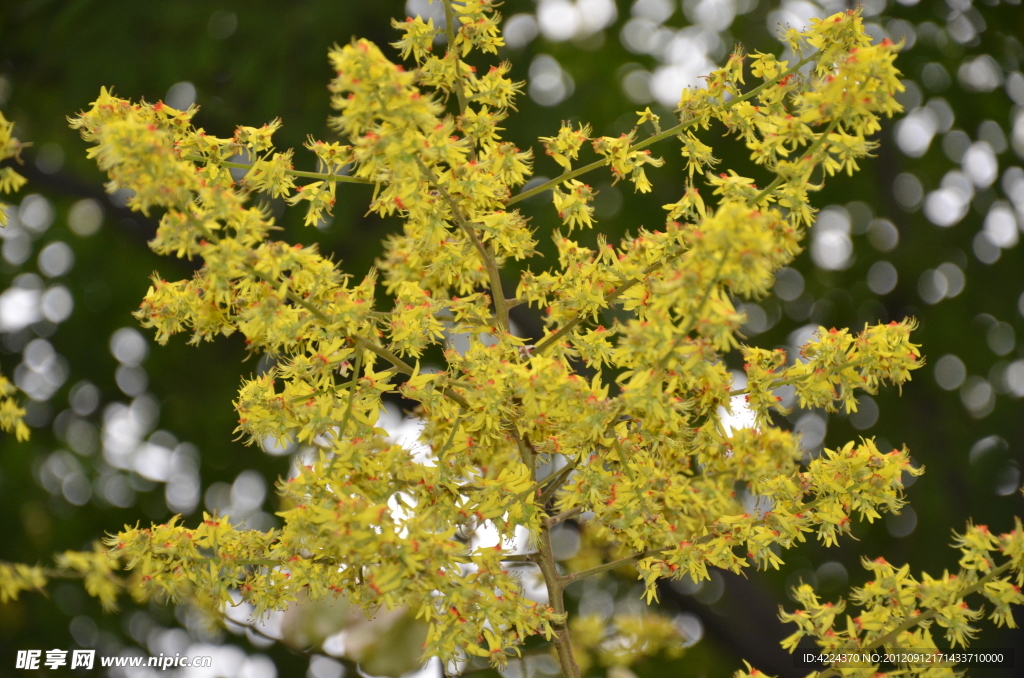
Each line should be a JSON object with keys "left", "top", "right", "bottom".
{"left": 2, "top": 2, "right": 1023, "bottom": 676}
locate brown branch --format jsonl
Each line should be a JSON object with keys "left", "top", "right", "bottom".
{"left": 535, "top": 463, "right": 578, "bottom": 508}
{"left": 536, "top": 522, "right": 580, "bottom": 678}
{"left": 546, "top": 506, "right": 584, "bottom": 528}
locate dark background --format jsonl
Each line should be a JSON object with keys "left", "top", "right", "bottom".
{"left": 1, "top": 0, "right": 1022, "bottom": 676}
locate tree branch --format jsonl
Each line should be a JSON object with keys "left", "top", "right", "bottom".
{"left": 505, "top": 51, "right": 821, "bottom": 206}
{"left": 244, "top": 266, "right": 471, "bottom": 409}
{"left": 535, "top": 463, "right": 578, "bottom": 508}
{"left": 182, "top": 153, "right": 372, "bottom": 185}
{"left": 729, "top": 359, "right": 867, "bottom": 397}
{"left": 414, "top": 157, "right": 509, "bottom": 331}
{"left": 532, "top": 109, "right": 842, "bottom": 360}
{"left": 442, "top": 0, "right": 470, "bottom": 115}
{"left": 561, "top": 548, "right": 658, "bottom": 586}
{"left": 531, "top": 250, "right": 685, "bottom": 355}
{"left": 546, "top": 506, "right": 584, "bottom": 528}
{"left": 813, "top": 561, "right": 1016, "bottom": 678}
{"left": 536, "top": 522, "right": 580, "bottom": 678}
{"left": 863, "top": 560, "right": 1014, "bottom": 652}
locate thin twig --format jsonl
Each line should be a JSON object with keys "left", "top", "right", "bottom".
{"left": 512, "top": 460, "right": 577, "bottom": 505}
{"left": 414, "top": 157, "right": 509, "bottom": 331}
{"left": 654, "top": 244, "right": 731, "bottom": 372}
{"left": 613, "top": 437, "right": 637, "bottom": 482}
{"left": 244, "top": 266, "right": 470, "bottom": 409}
{"left": 531, "top": 250, "right": 685, "bottom": 355}
{"left": 435, "top": 412, "right": 465, "bottom": 458}
{"left": 517, "top": 434, "right": 537, "bottom": 477}
{"left": 546, "top": 507, "right": 584, "bottom": 528}
{"left": 535, "top": 463, "right": 578, "bottom": 508}
{"left": 729, "top": 359, "right": 867, "bottom": 397}
{"left": 442, "top": 0, "right": 470, "bottom": 115}
{"left": 224, "top": 616, "right": 304, "bottom": 652}
{"left": 337, "top": 348, "right": 364, "bottom": 438}
{"left": 561, "top": 549, "right": 652, "bottom": 585}
{"left": 183, "top": 153, "right": 372, "bottom": 185}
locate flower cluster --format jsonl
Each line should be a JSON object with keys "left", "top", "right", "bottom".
{"left": 0, "top": 111, "right": 28, "bottom": 226}
{"left": 0, "top": 562, "right": 46, "bottom": 603}
{"left": 741, "top": 320, "right": 921, "bottom": 426}
{"left": 0, "top": 370, "right": 29, "bottom": 441}
{"left": 2, "top": 3, "right": 1019, "bottom": 677}
{"left": 0, "top": 115, "right": 30, "bottom": 440}
{"left": 776, "top": 522, "right": 1024, "bottom": 677}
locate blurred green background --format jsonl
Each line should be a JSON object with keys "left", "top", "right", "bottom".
{"left": 1, "top": 0, "right": 1022, "bottom": 676}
